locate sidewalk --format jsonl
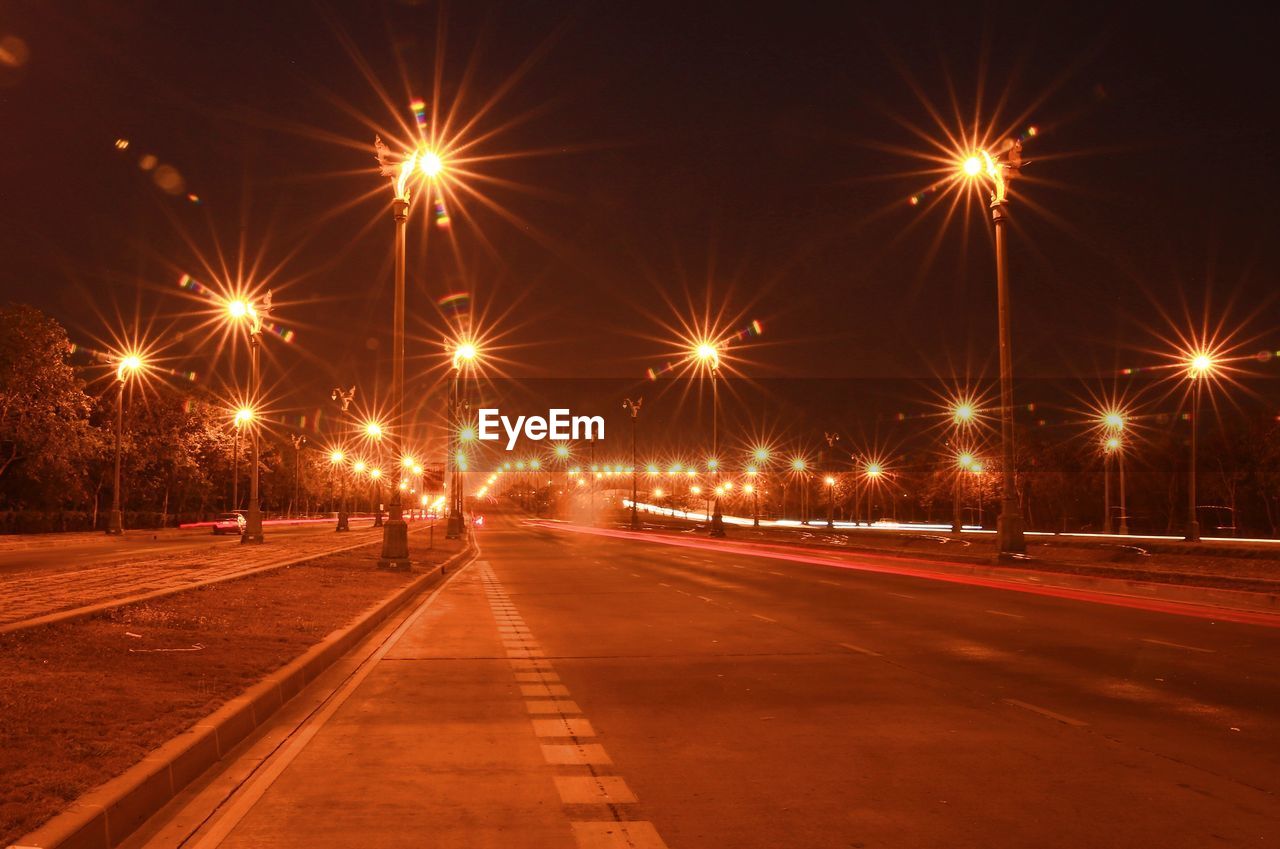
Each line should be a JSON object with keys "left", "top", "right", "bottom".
{"left": 133, "top": 558, "right": 639, "bottom": 849}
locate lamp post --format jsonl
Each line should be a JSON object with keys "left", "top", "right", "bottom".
{"left": 330, "top": 386, "right": 356, "bottom": 531}
{"left": 1185, "top": 352, "right": 1214, "bottom": 541}
{"left": 106, "top": 354, "right": 143, "bottom": 535}
{"left": 963, "top": 147, "right": 1025, "bottom": 553}
{"left": 863, "top": 462, "right": 883, "bottom": 527}
{"left": 949, "top": 401, "right": 976, "bottom": 534}
{"left": 225, "top": 295, "right": 269, "bottom": 545}
{"left": 447, "top": 341, "right": 477, "bottom": 539}
{"left": 231, "top": 406, "right": 253, "bottom": 515}
{"left": 824, "top": 432, "right": 840, "bottom": 529}
{"left": 365, "top": 421, "right": 385, "bottom": 528}
{"left": 751, "top": 447, "right": 769, "bottom": 527}
{"left": 330, "top": 450, "right": 349, "bottom": 532}
{"left": 790, "top": 457, "right": 808, "bottom": 524}
{"left": 624, "top": 398, "right": 643, "bottom": 530}
{"left": 291, "top": 434, "right": 307, "bottom": 518}
{"left": 824, "top": 475, "right": 836, "bottom": 528}
{"left": 693, "top": 342, "right": 725, "bottom": 537}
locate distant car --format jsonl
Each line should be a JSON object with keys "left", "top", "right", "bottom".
{"left": 212, "top": 512, "right": 246, "bottom": 535}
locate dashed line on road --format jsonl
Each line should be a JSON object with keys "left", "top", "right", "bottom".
{"left": 985, "top": 609, "right": 1025, "bottom": 619}
{"left": 885, "top": 591, "right": 917, "bottom": 600}
{"left": 1003, "top": 698, "right": 1089, "bottom": 727}
{"left": 752, "top": 613, "right": 777, "bottom": 623}
{"left": 478, "top": 561, "right": 671, "bottom": 849}
{"left": 838, "top": 642, "right": 882, "bottom": 657}
{"left": 1141, "top": 638, "right": 1215, "bottom": 654}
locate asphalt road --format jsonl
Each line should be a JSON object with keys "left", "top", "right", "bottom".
{"left": 135, "top": 506, "right": 1280, "bottom": 849}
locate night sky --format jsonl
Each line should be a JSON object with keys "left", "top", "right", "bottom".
{"left": 1, "top": 1, "right": 1277, "bottom": 421}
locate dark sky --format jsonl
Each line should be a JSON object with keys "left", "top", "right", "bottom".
{"left": 1, "top": 1, "right": 1277, "bottom": 422}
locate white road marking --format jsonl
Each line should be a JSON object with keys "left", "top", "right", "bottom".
{"left": 658, "top": 582, "right": 671, "bottom": 587}
{"left": 818, "top": 579, "right": 841, "bottom": 587}
{"left": 1141, "top": 638, "right": 1216, "bottom": 654}
{"left": 885, "top": 591, "right": 916, "bottom": 600}
{"left": 985, "top": 609, "right": 1025, "bottom": 619}
{"left": 1004, "top": 698, "right": 1089, "bottom": 727}
{"left": 839, "top": 642, "right": 882, "bottom": 657}
{"left": 541, "top": 743, "right": 613, "bottom": 765}
{"left": 572, "top": 821, "right": 669, "bottom": 849}
{"left": 515, "top": 671, "right": 561, "bottom": 683}
{"left": 526, "top": 699, "right": 582, "bottom": 715}
{"left": 752, "top": 613, "right": 777, "bottom": 623}
{"left": 520, "top": 683, "right": 571, "bottom": 697}
{"left": 532, "top": 717, "right": 595, "bottom": 737}
{"left": 697, "top": 595, "right": 713, "bottom": 602}
{"left": 554, "top": 775, "right": 637, "bottom": 804}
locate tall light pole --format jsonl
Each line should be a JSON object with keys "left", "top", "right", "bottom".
{"left": 231, "top": 406, "right": 253, "bottom": 514}
{"left": 447, "top": 341, "right": 477, "bottom": 538}
{"left": 824, "top": 432, "right": 840, "bottom": 529}
{"left": 790, "top": 457, "right": 808, "bottom": 524}
{"left": 963, "top": 146, "right": 1026, "bottom": 553}
{"left": 226, "top": 295, "right": 268, "bottom": 545}
{"left": 106, "top": 354, "right": 143, "bottom": 535}
{"left": 624, "top": 398, "right": 643, "bottom": 530}
{"left": 949, "top": 400, "right": 977, "bottom": 534}
{"left": 330, "top": 450, "right": 349, "bottom": 532}
{"left": 863, "top": 462, "right": 883, "bottom": 526}
{"left": 291, "top": 434, "right": 307, "bottom": 518}
{"left": 364, "top": 421, "right": 385, "bottom": 528}
{"left": 1185, "top": 352, "right": 1215, "bottom": 541}
{"left": 330, "top": 386, "right": 355, "bottom": 531}
{"left": 373, "top": 142, "right": 440, "bottom": 570}
{"left": 694, "top": 341, "right": 725, "bottom": 537}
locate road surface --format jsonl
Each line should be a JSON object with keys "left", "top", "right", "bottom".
{"left": 131, "top": 507, "right": 1280, "bottom": 848}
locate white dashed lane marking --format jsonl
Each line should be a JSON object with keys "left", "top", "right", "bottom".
{"left": 985, "top": 609, "right": 1025, "bottom": 619}
{"left": 1004, "top": 698, "right": 1089, "bottom": 727}
{"left": 479, "top": 561, "right": 669, "bottom": 847}
{"left": 1141, "top": 638, "right": 1215, "bottom": 654}
{"left": 752, "top": 613, "right": 777, "bottom": 623}
{"left": 839, "top": 641, "right": 882, "bottom": 657}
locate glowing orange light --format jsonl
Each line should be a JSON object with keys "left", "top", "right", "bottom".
{"left": 865, "top": 463, "right": 883, "bottom": 478}
{"left": 824, "top": 475, "right": 836, "bottom": 486}
{"left": 330, "top": 450, "right": 345, "bottom": 464}
{"left": 353, "top": 460, "right": 367, "bottom": 474}
{"left": 1188, "top": 352, "right": 1215, "bottom": 378}
{"left": 962, "top": 156, "right": 983, "bottom": 177}
{"left": 957, "top": 452, "right": 975, "bottom": 470}
{"left": 365, "top": 421, "right": 383, "bottom": 439}
{"left": 116, "top": 353, "right": 143, "bottom": 381}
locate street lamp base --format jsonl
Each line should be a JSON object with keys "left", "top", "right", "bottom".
{"left": 996, "top": 511, "right": 1026, "bottom": 554}
{"left": 240, "top": 532, "right": 264, "bottom": 545}
{"left": 378, "top": 517, "right": 410, "bottom": 567}
{"left": 1184, "top": 519, "right": 1201, "bottom": 542}
{"left": 709, "top": 511, "right": 726, "bottom": 538}
{"left": 445, "top": 513, "right": 465, "bottom": 540}
{"left": 105, "top": 509, "right": 124, "bottom": 535}
{"left": 336, "top": 512, "right": 350, "bottom": 532}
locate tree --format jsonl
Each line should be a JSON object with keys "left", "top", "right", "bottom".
{"left": 0, "top": 305, "right": 101, "bottom": 508}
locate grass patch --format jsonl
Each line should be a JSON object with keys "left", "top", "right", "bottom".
{"left": 0, "top": 536, "right": 461, "bottom": 845}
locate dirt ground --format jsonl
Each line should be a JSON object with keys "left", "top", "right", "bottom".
{"left": 0, "top": 536, "right": 461, "bottom": 846}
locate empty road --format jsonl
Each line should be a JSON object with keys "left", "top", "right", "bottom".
{"left": 135, "top": 506, "right": 1280, "bottom": 848}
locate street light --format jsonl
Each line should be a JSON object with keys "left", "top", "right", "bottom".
{"left": 790, "top": 456, "right": 808, "bottom": 524}
{"left": 363, "top": 421, "right": 386, "bottom": 527}
{"left": 948, "top": 397, "right": 979, "bottom": 535}
{"left": 863, "top": 462, "right": 883, "bottom": 527}
{"left": 691, "top": 340, "right": 725, "bottom": 537}
{"left": 624, "top": 398, "right": 643, "bottom": 530}
{"left": 746, "top": 465, "right": 761, "bottom": 527}
{"left": 105, "top": 353, "right": 144, "bottom": 535}
{"left": 448, "top": 339, "right": 478, "bottom": 538}
{"left": 1185, "top": 351, "right": 1216, "bottom": 541}
{"left": 225, "top": 294, "right": 270, "bottom": 545}
{"left": 824, "top": 474, "right": 836, "bottom": 529}
{"left": 329, "top": 449, "right": 350, "bottom": 532}
{"left": 230, "top": 406, "right": 254, "bottom": 517}
{"left": 961, "top": 145, "right": 1026, "bottom": 553}
{"left": 373, "top": 139, "right": 447, "bottom": 570}
{"left": 1098, "top": 410, "right": 1128, "bottom": 535}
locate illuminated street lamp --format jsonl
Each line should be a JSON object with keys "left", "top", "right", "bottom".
{"left": 330, "top": 449, "right": 349, "bottom": 532}
{"left": 231, "top": 406, "right": 254, "bottom": 516}
{"left": 373, "top": 139, "right": 446, "bottom": 569}
{"left": 790, "top": 456, "right": 809, "bottom": 524}
{"left": 746, "top": 465, "right": 761, "bottom": 527}
{"left": 692, "top": 340, "right": 725, "bottom": 537}
{"left": 105, "top": 354, "right": 144, "bottom": 535}
{"left": 1185, "top": 351, "right": 1216, "bottom": 541}
{"left": 824, "top": 474, "right": 837, "bottom": 529}
{"left": 863, "top": 462, "right": 883, "bottom": 527}
{"left": 961, "top": 146, "right": 1026, "bottom": 553}
{"left": 624, "top": 398, "right": 643, "bottom": 530}
{"left": 225, "top": 294, "right": 269, "bottom": 545}
{"left": 948, "top": 398, "right": 979, "bottom": 535}
{"left": 1098, "top": 410, "right": 1128, "bottom": 535}
{"left": 448, "top": 339, "right": 478, "bottom": 538}
{"left": 364, "top": 421, "right": 386, "bottom": 527}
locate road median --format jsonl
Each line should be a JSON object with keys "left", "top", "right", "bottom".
{"left": 2, "top": 535, "right": 476, "bottom": 849}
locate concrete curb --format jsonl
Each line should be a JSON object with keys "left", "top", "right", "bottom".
{"left": 6, "top": 540, "right": 477, "bottom": 849}
{"left": 0, "top": 526, "right": 409, "bottom": 636}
